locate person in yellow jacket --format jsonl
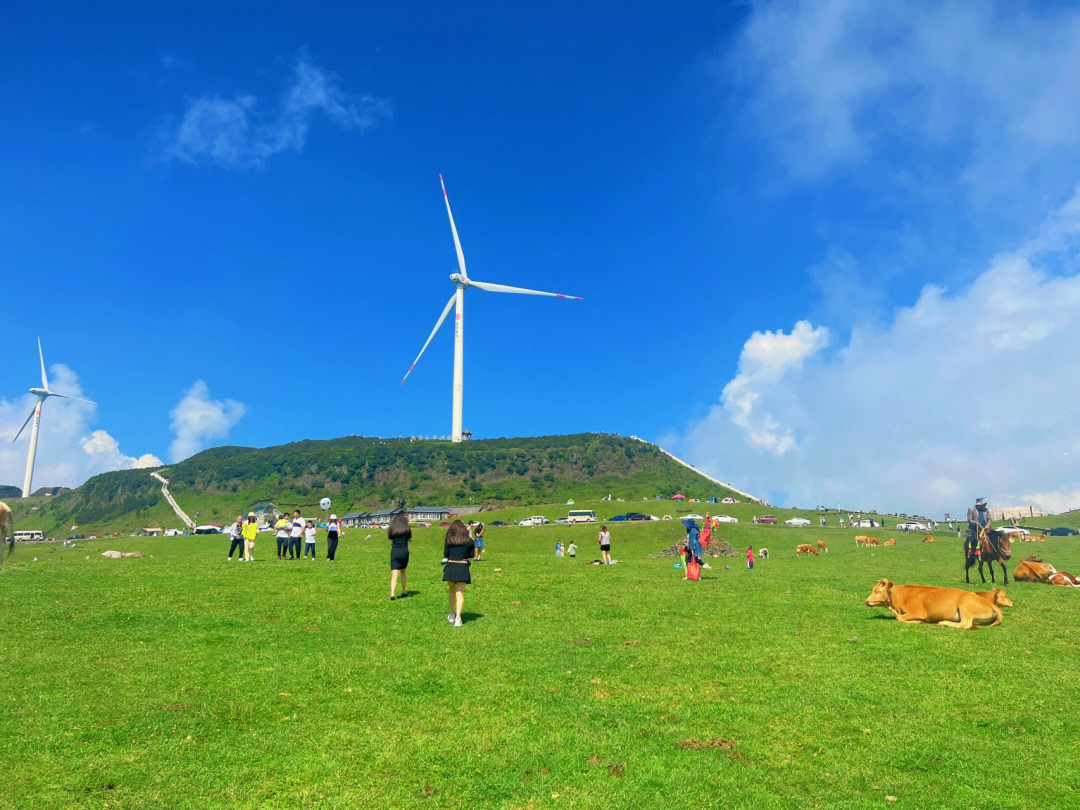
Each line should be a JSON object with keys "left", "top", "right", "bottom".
{"left": 242, "top": 513, "right": 259, "bottom": 561}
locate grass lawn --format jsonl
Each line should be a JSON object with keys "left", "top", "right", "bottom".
{"left": 2, "top": 522, "right": 1079, "bottom": 808}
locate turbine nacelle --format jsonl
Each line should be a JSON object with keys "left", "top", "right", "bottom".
{"left": 28, "top": 388, "right": 48, "bottom": 398}
{"left": 450, "top": 273, "right": 466, "bottom": 286}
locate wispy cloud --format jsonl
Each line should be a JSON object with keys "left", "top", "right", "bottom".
{"left": 168, "top": 381, "right": 246, "bottom": 462}
{"left": 726, "top": 1, "right": 1080, "bottom": 197}
{"left": 668, "top": 187, "right": 1080, "bottom": 515}
{"left": 160, "top": 50, "right": 390, "bottom": 168}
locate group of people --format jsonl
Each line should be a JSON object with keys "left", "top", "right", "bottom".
{"left": 386, "top": 516, "right": 482, "bottom": 628}
{"left": 226, "top": 510, "right": 343, "bottom": 562}
{"left": 554, "top": 526, "right": 612, "bottom": 563}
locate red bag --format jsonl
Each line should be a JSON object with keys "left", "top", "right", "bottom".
{"left": 687, "top": 561, "right": 701, "bottom": 581}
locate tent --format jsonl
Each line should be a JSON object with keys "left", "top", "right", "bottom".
{"left": 672, "top": 494, "right": 687, "bottom": 501}
{"left": 707, "top": 497, "right": 718, "bottom": 504}
{"left": 566, "top": 499, "right": 576, "bottom": 505}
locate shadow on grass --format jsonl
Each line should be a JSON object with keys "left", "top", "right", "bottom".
{"left": 460, "top": 612, "right": 485, "bottom": 624}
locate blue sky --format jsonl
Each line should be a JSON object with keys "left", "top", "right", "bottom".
{"left": 3, "top": 1, "right": 1080, "bottom": 516}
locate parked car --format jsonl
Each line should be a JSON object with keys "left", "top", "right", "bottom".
{"left": 551, "top": 518, "right": 569, "bottom": 525}
{"left": 519, "top": 515, "right": 549, "bottom": 527}
{"left": 895, "top": 522, "right": 927, "bottom": 531}
{"left": 713, "top": 515, "right": 738, "bottom": 524}
{"left": 489, "top": 521, "right": 506, "bottom": 526}
{"left": 997, "top": 526, "right": 1029, "bottom": 536}
{"left": 625, "top": 512, "right": 650, "bottom": 521}
{"left": 754, "top": 515, "right": 778, "bottom": 524}
{"left": 785, "top": 517, "right": 812, "bottom": 527}
{"left": 683, "top": 513, "right": 704, "bottom": 521}
{"left": 1048, "top": 526, "right": 1078, "bottom": 536}
{"left": 608, "top": 514, "right": 629, "bottom": 522}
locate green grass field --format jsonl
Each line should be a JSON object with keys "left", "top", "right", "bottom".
{"left": 3, "top": 522, "right": 1079, "bottom": 808}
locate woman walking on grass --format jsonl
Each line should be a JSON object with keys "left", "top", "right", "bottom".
{"left": 472, "top": 522, "right": 485, "bottom": 561}
{"left": 326, "top": 514, "right": 342, "bottom": 561}
{"left": 442, "top": 519, "right": 474, "bottom": 627}
{"left": 227, "top": 516, "right": 244, "bottom": 560}
{"left": 242, "top": 513, "right": 258, "bottom": 561}
{"left": 388, "top": 514, "right": 411, "bottom": 600}
{"left": 597, "top": 525, "right": 612, "bottom": 565}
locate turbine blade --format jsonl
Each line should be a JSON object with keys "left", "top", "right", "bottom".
{"left": 38, "top": 337, "right": 49, "bottom": 391}
{"left": 468, "top": 279, "right": 583, "bottom": 300}
{"left": 439, "top": 175, "right": 469, "bottom": 282}
{"left": 12, "top": 405, "right": 35, "bottom": 443}
{"left": 48, "top": 392, "right": 96, "bottom": 405}
{"left": 401, "top": 293, "right": 457, "bottom": 385}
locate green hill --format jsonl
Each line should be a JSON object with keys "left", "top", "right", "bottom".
{"left": 11, "top": 434, "right": 748, "bottom": 536}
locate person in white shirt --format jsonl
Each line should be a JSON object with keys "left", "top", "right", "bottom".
{"left": 289, "top": 510, "right": 305, "bottom": 560}
{"left": 304, "top": 520, "right": 317, "bottom": 560}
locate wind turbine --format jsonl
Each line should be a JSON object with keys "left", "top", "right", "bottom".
{"left": 11, "top": 338, "right": 95, "bottom": 498}
{"left": 401, "top": 176, "right": 582, "bottom": 443}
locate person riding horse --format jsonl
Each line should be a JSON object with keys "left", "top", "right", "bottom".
{"left": 967, "top": 498, "right": 991, "bottom": 562}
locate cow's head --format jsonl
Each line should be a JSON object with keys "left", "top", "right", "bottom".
{"left": 865, "top": 578, "right": 893, "bottom": 607}
{"left": 986, "top": 588, "right": 1014, "bottom": 607}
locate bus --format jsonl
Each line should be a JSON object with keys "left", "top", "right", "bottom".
{"left": 567, "top": 510, "right": 598, "bottom": 524}
{"left": 13, "top": 530, "right": 44, "bottom": 542}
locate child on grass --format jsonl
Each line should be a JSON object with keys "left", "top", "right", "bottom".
{"left": 304, "top": 520, "right": 317, "bottom": 560}
{"left": 746, "top": 545, "right": 754, "bottom": 569}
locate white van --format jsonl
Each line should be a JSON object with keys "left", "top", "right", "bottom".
{"left": 567, "top": 510, "right": 598, "bottom": 524}
{"left": 519, "top": 515, "right": 550, "bottom": 527}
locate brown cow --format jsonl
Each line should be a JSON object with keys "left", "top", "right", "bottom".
{"left": 1048, "top": 571, "right": 1080, "bottom": 587}
{"left": 0, "top": 501, "right": 12, "bottom": 564}
{"left": 1014, "top": 560, "right": 1056, "bottom": 583}
{"left": 864, "top": 579, "right": 1002, "bottom": 629}
{"left": 796, "top": 544, "right": 819, "bottom": 556}
{"left": 975, "top": 588, "right": 1014, "bottom": 608}
{"left": 854, "top": 535, "right": 870, "bottom": 547}
{"left": 884, "top": 539, "right": 896, "bottom": 546}
{"left": 865, "top": 537, "right": 881, "bottom": 546}
{"left": 922, "top": 534, "right": 934, "bottom": 543}
{"left": 817, "top": 540, "right": 828, "bottom": 553}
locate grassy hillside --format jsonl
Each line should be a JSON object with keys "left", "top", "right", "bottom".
{"left": 7, "top": 434, "right": 748, "bottom": 536}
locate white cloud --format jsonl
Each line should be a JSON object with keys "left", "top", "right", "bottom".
{"left": 161, "top": 49, "right": 390, "bottom": 168}
{"left": 670, "top": 187, "right": 1080, "bottom": 516}
{"left": 80, "top": 430, "right": 163, "bottom": 470}
{"left": 0, "top": 365, "right": 159, "bottom": 493}
{"left": 727, "top": 1, "right": 1080, "bottom": 195}
{"left": 168, "top": 381, "right": 246, "bottom": 462}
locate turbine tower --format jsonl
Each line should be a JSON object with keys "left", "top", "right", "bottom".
{"left": 11, "top": 338, "right": 95, "bottom": 498}
{"left": 401, "top": 176, "right": 582, "bottom": 442}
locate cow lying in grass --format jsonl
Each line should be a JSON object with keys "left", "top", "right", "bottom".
{"left": 864, "top": 579, "right": 1002, "bottom": 629}
{"left": 884, "top": 539, "right": 896, "bottom": 546}
{"left": 1018, "top": 560, "right": 1080, "bottom": 587}
{"left": 796, "top": 544, "right": 819, "bottom": 556}
{"left": 923, "top": 534, "right": 934, "bottom": 543}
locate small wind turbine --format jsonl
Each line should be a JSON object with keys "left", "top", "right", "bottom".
{"left": 401, "top": 176, "right": 582, "bottom": 442}
{"left": 11, "top": 338, "right": 95, "bottom": 498}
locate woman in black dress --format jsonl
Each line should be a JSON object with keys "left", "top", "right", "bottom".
{"left": 388, "top": 514, "right": 411, "bottom": 600}
{"left": 442, "top": 519, "right": 474, "bottom": 628}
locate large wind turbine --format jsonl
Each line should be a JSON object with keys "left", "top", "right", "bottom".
{"left": 401, "top": 176, "right": 582, "bottom": 442}
{"left": 11, "top": 338, "right": 95, "bottom": 498}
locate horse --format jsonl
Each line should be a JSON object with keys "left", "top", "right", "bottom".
{"left": 965, "top": 528, "right": 1012, "bottom": 585}
{"left": 0, "top": 501, "right": 13, "bottom": 564}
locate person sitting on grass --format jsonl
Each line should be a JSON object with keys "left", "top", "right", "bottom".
{"left": 442, "top": 520, "right": 475, "bottom": 628}
{"left": 388, "top": 513, "right": 411, "bottom": 600}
